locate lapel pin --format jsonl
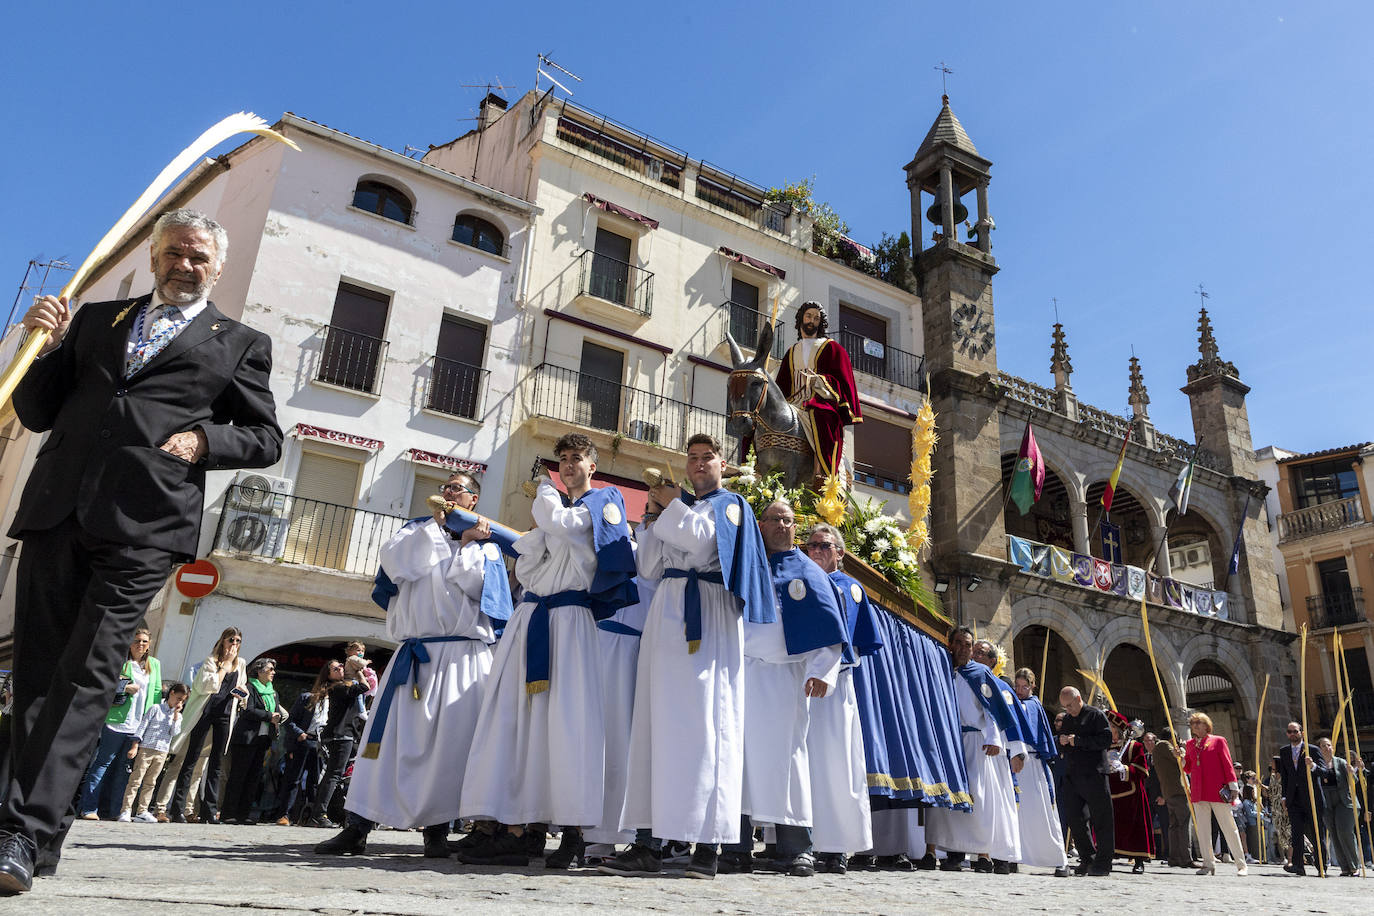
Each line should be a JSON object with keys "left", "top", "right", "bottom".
{"left": 211, "top": 323, "right": 220, "bottom": 331}
{"left": 111, "top": 303, "right": 136, "bottom": 327}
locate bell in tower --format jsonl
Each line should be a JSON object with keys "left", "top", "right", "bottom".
{"left": 904, "top": 95, "right": 994, "bottom": 255}
{"left": 925, "top": 184, "right": 968, "bottom": 228}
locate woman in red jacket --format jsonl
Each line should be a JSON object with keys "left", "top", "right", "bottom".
{"left": 1179, "top": 712, "right": 1248, "bottom": 876}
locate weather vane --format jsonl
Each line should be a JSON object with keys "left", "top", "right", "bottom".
{"left": 934, "top": 61, "right": 954, "bottom": 96}
{"left": 1196, "top": 283, "right": 1209, "bottom": 308}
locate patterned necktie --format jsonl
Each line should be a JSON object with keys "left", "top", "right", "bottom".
{"left": 125, "top": 304, "right": 185, "bottom": 376}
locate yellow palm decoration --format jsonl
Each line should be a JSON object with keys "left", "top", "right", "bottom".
{"left": 816, "top": 470, "right": 845, "bottom": 526}
{"left": 907, "top": 396, "right": 937, "bottom": 550}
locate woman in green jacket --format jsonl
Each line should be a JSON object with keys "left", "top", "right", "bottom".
{"left": 78, "top": 627, "right": 162, "bottom": 819}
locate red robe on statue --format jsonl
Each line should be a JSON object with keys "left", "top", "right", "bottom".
{"left": 1110, "top": 738, "right": 1156, "bottom": 859}
{"left": 777, "top": 336, "right": 862, "bottom": 478}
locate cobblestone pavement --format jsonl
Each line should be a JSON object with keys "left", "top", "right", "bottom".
{"left": 7, "top": 822, "right": 1367, "bottom": 914}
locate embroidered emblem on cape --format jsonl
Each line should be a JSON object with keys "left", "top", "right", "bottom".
{"left": 602, "top": 502, "right": 622, "bottom": 525}
{"left": 981, "top": 683, "right": 994, "bottom": 699}
{"left": 725, "top": 503, "right": 742, "bottom": 526}
{"left": 849, "top": 582, "right": 863, "bottom": 603}
{"left": 1002, "top": 689, "right": 1016, "bottom": 706}
{"left": 787, "top": 579, "right": 807, "bottom": 601}
{"left": 482, "top": 542, "right": 501, "bottom": 562}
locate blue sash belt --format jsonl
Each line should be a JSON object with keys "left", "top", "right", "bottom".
{"left": 662, "top": 568, "right": 725, "bottom": 654}
{"left": 597, "top": 620, "right": 642, "bottom": 638}
{"left": 961, "top": 725, "right": 982, "bottom": 734}
{"left": 523, "top": 589, "right": 592, "bottom": 695}
{"left": 360, "top": 634, "right": 477, "bottom": 759}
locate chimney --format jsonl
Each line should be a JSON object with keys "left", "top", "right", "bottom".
{"left": 478, "top": 93, "right": 508, "bottom": 131}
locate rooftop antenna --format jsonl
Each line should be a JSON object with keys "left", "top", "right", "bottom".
{"left": 402, "top": 145, "right": 426, "bottom": 159}
{"left": 458, "top": 79, "right": 513, "bottom": 181}
{"left": 934, "top": 60, "right": 954, "bottom": 97}
{"left": 535, "top": 53, "right": 582, "bottom": 99}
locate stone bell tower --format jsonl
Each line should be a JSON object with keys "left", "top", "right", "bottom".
{"left": 906, "top": 96, "right": 1009, "bottom": 633}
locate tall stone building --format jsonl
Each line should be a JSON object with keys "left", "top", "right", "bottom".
{"left": 910, "top": 97, "right": 1293, "bottom": 755}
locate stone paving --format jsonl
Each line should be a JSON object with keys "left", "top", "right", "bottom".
{"left": 6, "top": 821, "right": 1368, "bottom": 915}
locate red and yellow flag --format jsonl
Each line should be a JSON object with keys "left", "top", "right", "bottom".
{"left": 1101, "top": 426, "right": 1132, "bottom": 512}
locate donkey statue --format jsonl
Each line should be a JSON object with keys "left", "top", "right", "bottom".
{"left": 724, "top": 321, "right": 814, "bottom": 490}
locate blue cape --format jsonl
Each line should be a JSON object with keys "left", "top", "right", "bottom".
{"left": 953, "top": 660, "right": 1026, "bottom": 745}
{"left": 681, "top": 489, "right": 774, "bottom": 624}
{"left": 574, "top": 486, "right": 639, "bottom": 619}
{"left": 767, "top": 549, "right": 850, "bottom": 657}
{"left": 828, "top": 570, "right": 884, "bottom": 664}
{"left": 371, "top": 517, "right": 513, "bottom": 622}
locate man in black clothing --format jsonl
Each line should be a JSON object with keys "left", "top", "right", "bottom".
{"left": 1277, "top": 721, "right": 1326, "bottom": 876}
{"left": 1056, "top": 687, "right": 1114, "bottom": 876}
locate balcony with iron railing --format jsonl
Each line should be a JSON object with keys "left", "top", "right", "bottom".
{"left": 423, "top": 356, "right": 488, "bottom": 421}
{"left": 214, "top": 485, "right": 406, "bottom": 577}
{"left": 721, "top": 300, "right": 785, "bottom": 360}
{"left": 853, "top": 461, "right": 911, "bottom": 495}
{"left": 1317, "top": 688, "right": 1374, "bottom": 730}
{"left": 1306, "top": 588, "right": 1367, "bottom": 630}
{"left": 839, "top": 330, "right": 925, "bottom": 392}
{"left": 1279, "top": 495, "right": 1366, "bottom": 543}
{"left": 554, "top": 104, "right": 685, "bottom": 190}
{"left": 316, "top": 325, "right": 389, "bottom": 395}
{"left": 575, "top": 249, "right": 653, "bottom": 318}
{"left": 694, "top": 168, "right": 790, "bottom": 235}
{"left": 527, "top": 363, "right": 739, "bottom": 458}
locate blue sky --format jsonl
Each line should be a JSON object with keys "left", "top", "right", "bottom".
{"left": 3, "top": 2, "right": 1370, "bottom": 453}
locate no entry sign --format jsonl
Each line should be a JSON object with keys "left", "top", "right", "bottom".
{"left": 175, "top": 559, "right": 221, "bottom": 599}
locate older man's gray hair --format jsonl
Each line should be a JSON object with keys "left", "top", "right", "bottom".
{"left": 152, "top": 208, "right": 229, "bottom": 269}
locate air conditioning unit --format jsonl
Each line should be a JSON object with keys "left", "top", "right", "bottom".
{"left": 627, "top": 419, "right": 660, "bottom": 443}
{"left": 229, "top": 471, "right": 293, "bottom": 513}
{"left": 221, "top": 471, "right": 294, "bottom": 558}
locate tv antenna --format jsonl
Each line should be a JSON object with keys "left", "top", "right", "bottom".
{"left": 402, "top": 145, "right": 426, "bottom": 159}
{"left": 535, "top": 53, "right": 581, "bottom": 99}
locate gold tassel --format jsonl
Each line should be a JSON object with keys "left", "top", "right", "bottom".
{"left": 360, "top": 742, "right": 380, "bottom": 760}
{"left": 412, "top": 685, "right": 422, "bottom": 700}
{"left": 687, "top": 639, "right": 701, "bottom": 655}
{"left": 526, "top": 680, "right": 550, "bottom": 696}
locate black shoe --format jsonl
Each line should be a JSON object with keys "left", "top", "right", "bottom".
{"left": 422, "top": 825, "right": 450, "bottom": 859}
{"left": 784, "top": 852, "right": 816, "bottom": 877}
{"left": 939, "top": 856, "right": 965, "bottom": 872}
{"left": 718, "top": 849, "right": 754, "bottom": 874}
{"left": 1073, "top": 861, "right": 1092, "bottom": 877}
{"left": 685, "top": 845, "right": 718, "bottom": 879}
{"left": 314, "top": 825, "right": 368, "bottom": 856}
{"left": 523, "top": 825, "right": 548, "bottom": 858}
{"left": 595, "top": 844, "right": 662, "bottom": 877}
{"left": 660, "top": 839, "right": 692, "bottom": 864}
{"left": 1053, "top": 866, "right": 1070, "bottom": 877}
{"left": 1008, "top": 862, "right": 1018, "bottom": 873}
{"left": 169, "top": 809, "right": 187, "bottom": 824}
{"left": 848, "top": 853, "right": 878, "bottom": 872}
{"left": 0, "top": 832, "right": 35, "bottom": 895}
{"left": 545, "top": 828, "right": 584, "bottom": 870}
{"left": 451, "top": 826, "right": 495, "bottom": 853}
{"left": 992, "top": 859, "right": 1010, "bottom": 875}
{"left": 457, "top": 830, "right": 530, "bottom": 866}
{"left": 1088, "top": 865, "right": 1113, "bottom": 877}
{"left": 877, "top": 853, "right": 916, "bottom": 872}
{"left": 913, "top": 852, "right": 938, "bottom": 871}
{"left": 816, "top": 852, "right": 847, "bottom": 874}
{"left": 1131, "top": 860, "right": 1144, "bottom": 875}
{"left": 304, "top": 815, "right": 336, "bottom": 829}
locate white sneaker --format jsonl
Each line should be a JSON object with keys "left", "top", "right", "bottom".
{"left": 133, "top": 811, "right": 157, "bottom": 823}
{"left": 117, "top": 811, "right": 132, "bottom": 822}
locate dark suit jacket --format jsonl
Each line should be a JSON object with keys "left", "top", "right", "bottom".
{"left": 230, "top": 685, "right": 279, "bottom": 745}
{"left": 10, "top": 294, "right": 281, "bottom": 559}
{"left": 1278, "top": 742, "right": 1326, "bottom": 812}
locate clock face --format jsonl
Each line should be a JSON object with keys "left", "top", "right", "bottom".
{"left": 952, "top": 301, "right": 995, "bottom": 357}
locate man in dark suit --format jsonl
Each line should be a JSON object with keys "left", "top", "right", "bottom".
{"left": 0, "top": 209, "right": 282, "bottom": 894}
{"left": 1277, "top": 721, "right": 1326, "bottom": 877}
{"left": 1056, "top": 686, "right": 1115, "bottom": 876}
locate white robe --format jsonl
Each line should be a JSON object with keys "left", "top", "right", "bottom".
{"left": 1016, "top": 750, "right": 1068, "bottom": 868}
{"left": 807, "top": 666, "right": 873, "bottom": 853}
{"left": 346, "top": 521, "right": 495, "bottom": 829}
{"left": 867, "top": 808, "right": 925, "bottom": 857}
{"left": 621, "top": 498, "right": 747, "bottom": 845}
{"left": 585, "top": 579, "right": 654, "bottom": 845}
{"left": 924, "top": 676, "right": 1024, "bottom": 862}
{"left": 739, "top": 608, "right": 840, "bottom": 828}
{"left": 459, "top": 480, "right": 604, "bottom": 827}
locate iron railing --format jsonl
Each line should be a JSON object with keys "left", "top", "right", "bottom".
{"left": 577, "top": 249, "right": 654, "bottom": 316}
{"left": 1280, "top": 496, "right": 1365, "bottom": 542}
{"left": 424, "top": 355, "right": 488, "bottom": 420}
{"left": 853, "top": 461, "right": 911, "bottom": 495}
{"left": 695, "top": 170, "right": 790, "bottom": 234}
{"left": 528, "top": 363, "right": 739, "bottom": 458}
{"left": 839, "top": 330, "right": 925, "bottom": 391}
{"left": 554, "top": 106, "right": 685, "bottom": 190}
{"left": 215, "top": 485, "right": 406, "bottom": 577}
{"left": 1306, "top": 587, "right": 1367, "bottom": 629}
{"left": 722, "top": 300, "right": 785, "bottom": 359}
{"left": 317, "top": 325, "right": 388, "bottom": 395}
{"left": 1317, "top": 689, "right": 1374, "bottom": 729}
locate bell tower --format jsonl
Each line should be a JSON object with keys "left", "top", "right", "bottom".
{"left": 906, "top": 96, "right": 1008, "bottom": 632}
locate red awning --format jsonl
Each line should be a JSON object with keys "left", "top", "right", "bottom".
{"left": 583, "top": 193, "right": 659, "bottom": 230}
{"left": 718, "top": 246, "right": 785, "bottom": 280}
{"left": 292, "top": 422, "right": 383, "bottom": 451}
{"left": 407, "top": 447, "right": 488, "bottom": 474}
{"left": 540, "top": 460, "right": 650, "bottom": 525}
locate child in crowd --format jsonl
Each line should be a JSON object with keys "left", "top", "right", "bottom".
{"left": 119, "top": 683, "right": 189, "bottom": 823}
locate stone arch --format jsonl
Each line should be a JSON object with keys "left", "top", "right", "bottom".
{"left": 1165, "top": 500, "right": 1231, "bottom": 590}
{"left": 1009, "top": 593, "right": 1097, "bottom": 670}
{"left": 1094, "top": 617, "right": 1187, "bottom": 717}
{"left": 999, "top": 450, "right": 1081, "bottom": 550}
{"left": 1084, "top": 478, "right": 1159, "bottom": 568}
{"left": 1010, "top": 621, "right": 1084, "bottom": 702}
{"left": 1102, "top": 641, "right": 1177, "bottom": 732}
{"left": 1178, "top": 638, "right": 1258, "bottom": 722}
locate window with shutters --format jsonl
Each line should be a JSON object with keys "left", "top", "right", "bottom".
{"left": 318, "top": 282, "right": 390, "bottom": 394}
{"left": 853, "top": 418, "right": 911, "bottom": 494}
{"left": 285, "top": 450, "right": 363, "bottom": 571}
{"left": 425, "top": 315, "right": 487, "bottom": 419}
{"left": 577, "top": 341, "right": 624, "bottom": 432}
{"left": 839, "top": 304, "right": 889, "bottom": 380}
{"left": 408, "top": 470, "right": 451, "bottom": 520}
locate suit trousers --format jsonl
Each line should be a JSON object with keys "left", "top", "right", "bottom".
{"left": 270, "top": 742, "right": 318, "bottom": 822}
{"left": 1165, "top": 795, "right": 1193, "bottom": 865}
{"left": 1288, "top": 801, "right": 1327, "bottom": 873}
{"left": 222, "top": 737, "right": 272, "bottom": 823}
{"left": 1060, "top": 768, "right": 1115, "bottom": 872}
{"left": 1323, "top": 804, "right": 1361, "bottom": 872}
{"left": 1194, "top": 801, "right": 1246, "bottom": 872}
{"left": 0, "top": 515, "right": 175, "bottom": 855}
